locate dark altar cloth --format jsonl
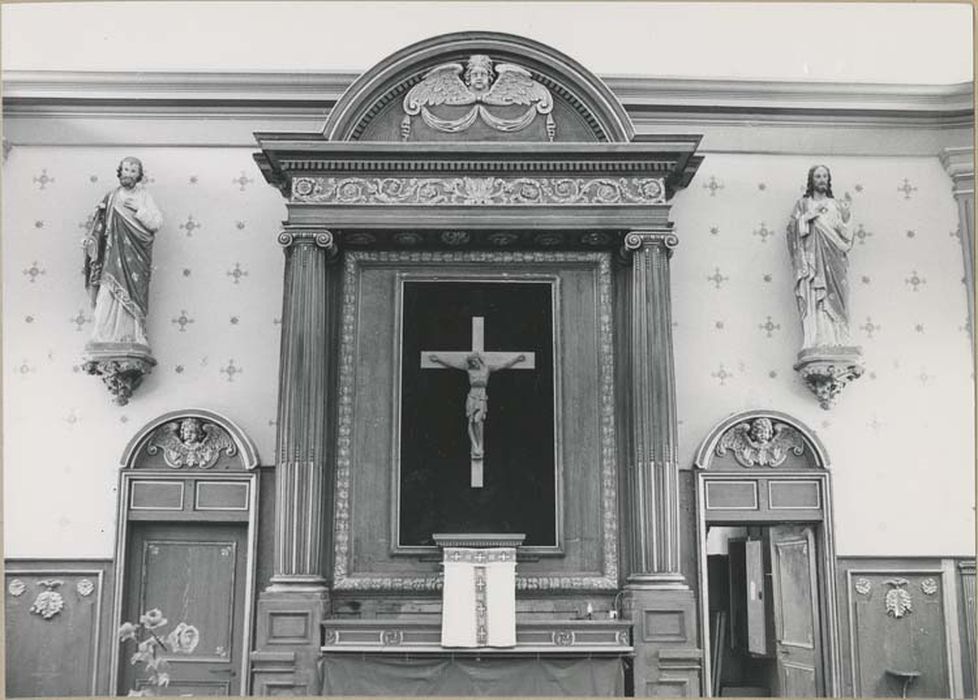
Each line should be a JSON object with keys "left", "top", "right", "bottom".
{"left": 320, "top": 655, "right": 624, "bottom": 696}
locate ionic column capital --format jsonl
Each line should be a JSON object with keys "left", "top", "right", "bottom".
{"left": 621, "top": 230, "right": 679, "bottom": 258}
{"left": 278, "top": 228, "right": 338, "bottom": 256}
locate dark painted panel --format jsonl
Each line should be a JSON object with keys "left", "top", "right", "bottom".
{"left": 5, "top": 560, "right": 114, "bottom": 697}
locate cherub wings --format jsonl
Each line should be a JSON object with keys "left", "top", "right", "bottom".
{"left": 482, "top": 64, "right": 552, "bottom": 109}
{"left": 404, "top": 63, "right": 476, "bottom": 114}
{"left": 716, "top": 422, "right": 805, "bottom": 468}
{"left": 149, "top": 421, "right": 236, "bottom": 469}
{"left": 404, "top": 62, "right": 553, "bottom": 112}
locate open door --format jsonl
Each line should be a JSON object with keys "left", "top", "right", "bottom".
{"left": 768, "top": 525, "right": 822, "bottom": 697}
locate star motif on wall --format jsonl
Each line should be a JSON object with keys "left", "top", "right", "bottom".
{"left": 232, "top": 171, "right": 254, "bottom": 191}
{"left": 714, "top": 320, "right": 725, "bottom": 330}
{"left": 78, "top": 213, "right": 96, "bottom": 231}
{"left": 861, "top": 275, "right": 871, "bottom": 285}
{"left": 758, "top": 316, "right": 781, "bottom": 338}
{"left": 64, "top": 410, "right": 79, "bottom": 426}
{"left": 174, "top": 365, "right": 185, "bottom": 374}
{"left": 869, "top": 416, "right": 883, "bottom": 431}
{"left": 34, "top": 220, "right": 44, "bottom": 229}
{"left": 236, "top": 221, "right": 246, "bottom": 230}
{"left": 23, "top": 261, "right": 46, "bottom": 283}
{"left": 33, "top": 169, "right": 54, "bottom": 189}
{"left": 906, "top": 230, "right": 916, "bottom": 239}
{"left": 25, "top": 315, "right": 34, "bottom": 324}
{"left": 702, "top": 175, "right": 724, "bottom": 196}
{"left": 768, "top": 370, "right": 778, "bottom": 379}
{"left": 182, "top": 268, "right": 192, "bottom": 277}
{"left": 16, "top": 360, "right": 34, "bottom": 375}
{"left": 711, "top": 364, "right": 732, "bottom": 386}
{"left": 905, "top": 270, "right": 927, "bottom": 291}
{"left": 220, "top": 359, "right": 243, "bottom": 382}
{"left": 918, "top": 368, "right": 933, "bottom": 384}
{"left": 914, "top": 323, "right": 925, "bottom": 333}
{"left": 709, "top": 226, "right": 720, "bottom": 236}
{"left": 897, "top": 178, "right": 918, "bottom": 199}
{"left": 179, "top": 214, "right": 202, "bottom": 237}
{"left": 69, "top": 310, "right": 91, "bottom": 331}
{"left": 89, "top": 175, "right": 99, "bottom": 183}
{"left": 854, "top": 184, "right": 864, "bottom": 193}
{"left": 230, "top": 316, "right": 240, "bottom": 325}
{"left": 227, "top": 262, "right": 249, "bottom": 284}
{"left": 860, "top": 317, "right": 881, "bottom": 339}
{"left": 707, "top": 267, "right": 729, "bottom": 290}
{"left": 171, "top": 310, "right": 195, "bottom": 332}
{"left": 853, "top": 224, "right": 873, "bottom": 245}
{"left": 189, "top": 175, "right": 198, "bottom": 184}
{"left": 763, "top": 274, "right": 773, "bottom": 283}
{"left": 757, "top": 182, "right": 767, "bottom": 191}
{"left": 753, "top": 223, "right": 775, "bottom": 243}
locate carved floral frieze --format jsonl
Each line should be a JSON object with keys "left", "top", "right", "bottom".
{"left": 715, "top": 417, "right": 805, "bottom": 467}
{"left": 291, "top": 176, "right": 665, "bottom": 206}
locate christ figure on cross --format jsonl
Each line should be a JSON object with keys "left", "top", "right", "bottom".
{"left": 421, "top": 316, "right": 535, "bottom": 487}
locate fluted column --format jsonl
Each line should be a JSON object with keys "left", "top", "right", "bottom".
{"left": 270, "top": 227, "right": 338, "bottom": 588}
{"left": 622, "top": 229, "right": 685, "bottom": 586}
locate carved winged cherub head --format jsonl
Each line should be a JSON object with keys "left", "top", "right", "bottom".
{"left": 178, "top": 417, "right": 204, "bottom": 446}
{"left": 465, "top": 55, "right": 495, "bottom": 92}
{"left": 749, "top": 417, "right": 774, "bottom": 445}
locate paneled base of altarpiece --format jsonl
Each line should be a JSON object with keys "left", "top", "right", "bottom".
{"left": 628, "top": 587, "right": 703, "bottom": 697}
{"left": 319, "top": 655, "right": 625, "bottom": 696}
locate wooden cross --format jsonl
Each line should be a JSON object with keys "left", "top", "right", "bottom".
{"left": 421, "top": 316, "right": 535, "bottom": 487}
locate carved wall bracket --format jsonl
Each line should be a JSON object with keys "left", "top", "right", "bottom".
{"left": 82, "top": 342, "right": 156, "bottom": 406}
{"left": 793, "top": 346, "right": 864, "bottom": 410}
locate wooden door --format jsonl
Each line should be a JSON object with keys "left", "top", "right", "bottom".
{"left": 120, "top": 522, "right": 247, "bottom": 696}
{"left": 768, "top": 525, "right": 822, "bottom": 697}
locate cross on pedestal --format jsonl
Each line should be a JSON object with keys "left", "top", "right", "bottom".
{"left": 421, "top": 316, "right": 535, "bottom": 488}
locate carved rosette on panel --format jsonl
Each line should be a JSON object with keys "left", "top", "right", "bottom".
{"left": 146, "top": 417, "right": 237, "bottom": 469}
{"left": 793, "top": 346, "right": 864, "bottom": 410}
{"left": 76, "top": 579, "right": 95, "bottom": 597}
{"left": 401, "top": 55, "right": 555, "bottom": 141}
{"left": 715, "top": 417, "right": 806, "bottom": 467}
{"left": 854, "top": 577, "right": 872, "bottom": 596}
{"left": 8, "top": 579, "right": 26, "bottom": 597}
{"left": 921, "top": 578, "right": 939, "bottom": 596}
{"left": 290, "top": 176, "right": 665, "bottom": 206}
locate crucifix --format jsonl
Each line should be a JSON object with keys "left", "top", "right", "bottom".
{"left": 421, "top": 316, "right": 535, "bottom": 488}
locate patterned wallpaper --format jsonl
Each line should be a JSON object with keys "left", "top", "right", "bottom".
{"left": 3, "top": 146, "right": 973, "bottom": 558}
{"left": 670, "top": 153, "right": 974, "bottom": 556}
{"left": 3, "top": 146, "right": 284, "bottom": 557}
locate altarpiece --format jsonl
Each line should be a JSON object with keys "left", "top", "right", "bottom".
{"left": 249, "top": 32, "right": 704, "bottom": 697}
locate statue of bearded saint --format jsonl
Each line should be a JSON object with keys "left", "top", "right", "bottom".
{"left": 786, "top": 165, "right": 855, "bottom": 349}
{"left": 82, "top": 156, "right": 163, "bottom": 351}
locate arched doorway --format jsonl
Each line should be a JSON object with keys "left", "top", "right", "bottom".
{"left": 693, "top": 409, "right": 842, "bottom": 697}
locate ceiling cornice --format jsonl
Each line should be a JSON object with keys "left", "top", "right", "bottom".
{"left": 3, "top": 70, "right": 973, "bottom": 127}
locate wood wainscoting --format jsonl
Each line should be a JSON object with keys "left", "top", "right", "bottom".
{"left": 4, "top": 559, "right": 115, "bottom": 697}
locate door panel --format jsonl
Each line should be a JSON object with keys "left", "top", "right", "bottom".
{"left": 122, "top": 523, "right": 247, "bottom": 696}
{"left": 769, "top": 525, "right": 821, "bottom": 697}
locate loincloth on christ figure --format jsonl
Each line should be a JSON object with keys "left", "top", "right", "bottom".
{"left": 465, "top": 386, "right": 488, "bottom": 422}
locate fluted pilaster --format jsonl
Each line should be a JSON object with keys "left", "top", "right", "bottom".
{"left": 622, "top": 229, "right": 684, "bottom": 586}
{"left": 941, "top": 147, "right": 975, "bottom": 350}
{"left": 271, "top": 228, "right": 338, "bottom": 588}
